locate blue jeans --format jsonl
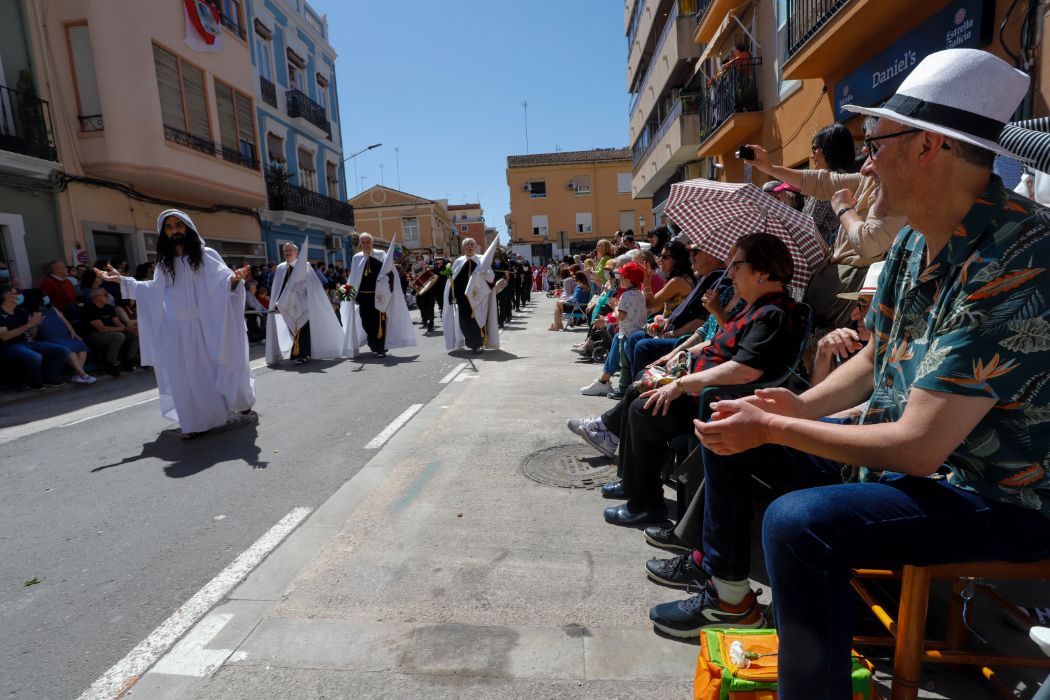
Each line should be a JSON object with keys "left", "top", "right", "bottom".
{"left": 1, "top": 340, "right": 70, "bottom": 387}
{"left": 602, "top": 334, "right": 621, "bottom": 376}
{"left": 622, "top": 330, "right": 648, "bottom": 379}
{"left": 700, "top": 440, "right": 1050, "bottom": 699}
{"left": 631, "top": 336, "right": 679, "bottom": 377}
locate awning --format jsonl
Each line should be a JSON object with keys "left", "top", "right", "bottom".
{"left": 695, "top": 1, "right": 758, "bottom": 76}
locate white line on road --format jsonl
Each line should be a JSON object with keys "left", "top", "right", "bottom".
{"left": 364, "top": 404, "right": 424, "bottom": 449}
{"left": 77, "top": 507, "right": 312, "bottom": 700}
{"left": 147, "top": 612, "right": 247, "bottom": 677}
{"left": 438, "top": 362, "right": 467, "bottom": 384}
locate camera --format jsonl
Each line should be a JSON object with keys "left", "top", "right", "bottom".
{"left": 736, "top": 145, "right": 755, "bottom": 161}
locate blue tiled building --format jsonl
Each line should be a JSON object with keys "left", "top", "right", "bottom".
{"left": 246, "top": 0, "right": 355, "bottom": 265}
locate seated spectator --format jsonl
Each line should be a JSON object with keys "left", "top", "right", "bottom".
{"left": 77, "top": 268, "right": 107, "bottom": 305}
{"left": 243, "top": 280, "right": 267, "bottom": 343}
{"left": 24, "top": 289, "right": 96, "bottom": 384}
{"left": 593, "top": 239, "right": 615, "bottom": 287}
{"left": 771, "top": 182, "right": 804, "bottom": 211}
{"left": 82, "top": 287, "right": 139, "bottom": 376}
{"left": 647, "top": 226, "right": 672, "bottom": 257}
{"left": 810, "top": 261, "right": 882, "bottom": 385}
{"left": 0, "top": 283, "right": 70, "bottom": 389}
{"left": 567, "top": 233, "right": 807, "bottom": 527}
{"left": 580, "top": 262, "right": 645, "bottom": 397}
{"left": 38, "top": 260, "right": 78, "bottom": 316}
{"left": 550, "top": 271, "right": 591, "bottom": 331}
{"left": 256, "top": 286, "right": 270, "bottom": 309}
{"left": 134, "top": 262, "right": 155, "bottom": 281}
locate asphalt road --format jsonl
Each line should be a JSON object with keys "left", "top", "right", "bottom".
{"left": 0, "top": 313, "right": 467, "bottom": 699}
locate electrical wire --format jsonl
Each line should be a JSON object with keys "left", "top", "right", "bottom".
{"left": 763, "top": 86, "right": 829, "bottom": 155}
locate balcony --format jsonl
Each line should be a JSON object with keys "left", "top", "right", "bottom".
{"left": 786, "top": 0, "right": 849, "bottom": 61}
{"left": 205, "top": 1, "right": 246, "bottom": 39}
{"left": 697, "top": 57, "right": 763, "bottom": 156}
{"left": 78, "top": 114, "right": 104, "bottom": 132}
{"left": 695, "top": 0, "right": 745, "bottom": 43}
{"left": 260, "top": 75, "right": 277, "bottom": 108}
{"left": 630, "top": 1, "right": 700, "bottom": 133}
{"left": 632, "top": 95, "right": 701, "bottom": 198}
{"left": 267, "top": 178, "right": 355, "bottom": 227}
{"left": 164, "top": 126, "right": 259, "bottom": 170}
{"left": 286, "top": 89, "right": 331, "bottom": 138}
{"left": 0, "top": 85, "right": 58, "bottom": 162}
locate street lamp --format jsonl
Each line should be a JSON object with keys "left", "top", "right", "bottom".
{"left": 344, "top": 143, "right": 382, "bottom": 194}
{"left": 638, "top": 215, "right": 646, "bottom": 236}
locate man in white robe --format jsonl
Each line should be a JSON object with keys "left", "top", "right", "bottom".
{"left": 343, "top": 233, "right": 416, "bottom": 358}
{"left": 443, "top": 237, "right": 500, "bottom": 353}
{"left": 265, "top": 241, "right": 344, "bottom": 365}
{"left": 98, "top": 210, "right": 255, "bottom": 439}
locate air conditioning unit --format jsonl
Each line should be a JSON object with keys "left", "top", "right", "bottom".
{"left": 566, "top": 182, "right": 576, "bottom": 190}
{"left": 325, "top": 234, "right": 344, "bottom": 250}
{"left": 522, "top": 183, "right": 531, "bottom": 192}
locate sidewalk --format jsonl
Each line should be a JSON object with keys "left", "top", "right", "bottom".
{"left": 121, "top": 297, "right": 1047, "bottom": 699}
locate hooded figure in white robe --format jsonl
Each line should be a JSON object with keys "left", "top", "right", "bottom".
{"left": 443, "top": 237, "right": 500, "bottom": 353}
{"left": 110, "top": 210, "right": 255, "bottom": 437}
{"left": 343, "top": 233, "right": 416, "bottom": 357}
{"left": 265, "top": 239, "right": 345, "bottom": 365}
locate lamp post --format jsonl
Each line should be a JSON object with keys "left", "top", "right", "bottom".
{"left": 638, "top": 215, "right": 646, "bottom": 236}
{"left": 344, "top": 143, "right": 382, "bottom": 194}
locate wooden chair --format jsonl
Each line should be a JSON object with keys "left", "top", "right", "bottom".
{"left": 851, "top": 559, "right": 1050, "bottom": 700}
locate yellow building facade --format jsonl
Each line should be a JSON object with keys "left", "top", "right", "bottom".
{"left": 506, "top": 148, "right": 653, "bottom": 263}
{"left": 348, "top": 186, "right": 457, "bottom": 256}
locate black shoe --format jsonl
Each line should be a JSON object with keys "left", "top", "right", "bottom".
{"left": 644, "top": 524, "right": 692, "bottom": 553}
{"left": 290, "top": 357, "right": 307, "bottom": 365}
{"left": 600, "top": 480, "right": 629, "bottom": 499}
{"left": 106, "top": 364, "right": 121, "bottom": 377}
{"left": 646, "top": 551, "right": 709, "bottom": 588}
{"left": 603, "top": 503, "right": 667, "bottom": 526}
{"left": 375, "top": 351, "right": 387, "bottom": 357}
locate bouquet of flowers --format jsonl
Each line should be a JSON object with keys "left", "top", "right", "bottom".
{"left": 335, "top": 283, "right": 358, "bottom": 302}
{"left": 646, "top": 314, "right": 668, "bottom": 337}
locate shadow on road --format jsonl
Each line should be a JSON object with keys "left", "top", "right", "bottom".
{"left": 90, "top": 414, "right": 266, "bottom": 476}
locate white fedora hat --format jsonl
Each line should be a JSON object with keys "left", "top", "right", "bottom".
{"left": 838, "top": 261, "right": 885, "bottom": 301}
{"left": 843, "top": 49, "right": 1029, "bottom": 158}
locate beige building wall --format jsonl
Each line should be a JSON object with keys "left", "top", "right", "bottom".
{"left": 349, "top": 186, "right": 457, "bottom": 255}
{"left": 506, "top": 152, "right": 651, "bottom": 260}
{"left": 27, "top": 0, "right": 265, "bottom": 266}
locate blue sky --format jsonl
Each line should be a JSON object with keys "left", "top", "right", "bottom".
{"left": 311, "top": 0, "right": 631, "bottom": 240}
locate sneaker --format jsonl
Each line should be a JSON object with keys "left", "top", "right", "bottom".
{"left": 580, "top": 378, "right": 610, "bottom": 396}
{"left": 580, "top": 423, "right": 618, "bottom": 459}
{"left": 649, "top": 583, "right": 764, "bottom": 638}
{"left": 644, "top": 524, "right": 692, "bottom": 553}
{"left": 566, "top": 417, "right": 600, "bottom": 438}
{"left": 607, "top": 389, "right": 625, "bottom": 400}
{"left": 72, "top": 375, "right": 97, "bottom": 385}
{"left": 646, "top": 552, "right": 710, "bottom": 588}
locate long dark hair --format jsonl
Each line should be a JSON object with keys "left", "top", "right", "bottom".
{"left": 812, "top": 123, "right": 858, "bottom": 173}
{"left": 663, "top": 239, "right": 696, "bottom": 285}
{"left": 156, "top": 216, "right": 204, "bottom": 281}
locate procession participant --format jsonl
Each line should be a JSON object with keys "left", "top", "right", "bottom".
{"left": 371, "top": 235, "right": 416, "bottom": 353}
{"left": 346, "top": 233, "right": 390, "bottom": 356}
{"left": 493, "top": 249, "right": 512, "bottom": 328}
{"left": 415, "top": 257, "right": 438, "bottom": 333}
{"left": 432, "top": 257, "right": 448, "bottom": 315}
{"left": 265, "top": 241, "right": 344, "bottom": 366}
{"left": 97, "top": 209, "right": 255, "bottom": 440}
{"left": 443, "top": 237, "right": 499, "bottom": 353}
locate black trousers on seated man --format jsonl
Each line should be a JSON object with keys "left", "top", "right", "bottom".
{"left": 601, "top": 384, "right": 698, "bottom": 513}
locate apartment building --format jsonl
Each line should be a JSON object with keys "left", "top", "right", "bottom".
{"left": 687, "top": 0, "right": 1048, "bottom": 187}
{"left": 447, "top": 203, "right": 486, "bottom": 244}
{"left": 348, "top": 185, "right": 457, "bottom": 255}
{"left": 627, "top": 0, "right": 704, "bottom": 223}
{"left": 21, "top": 0, "right": 270, "bottom": 272}
{"left": 505, "top": 148, "right": 652, "bottom": 263}
{"left": 246, "top": 0, "right": 355, "bottom": 266}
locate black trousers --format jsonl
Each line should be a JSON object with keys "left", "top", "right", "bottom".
{"left": 292, "top": 321, "right": 311, "bottom": 358}
{"left": 357, "top": 295, "right": 386, "bottom": 353}
{"left": 456, "top": 304, "right": 483, "bottom": 350}
{"left": 418, "top": 290, "right": 436, "bottom": 327}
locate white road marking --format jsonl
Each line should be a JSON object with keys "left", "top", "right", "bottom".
{"left": 364, "top": 404, "right": 424, "bottom": 449}
{"left": 147, "top": 612, "right": 247, "bottom": 677}
{"left": 61, "top": 397, "right": 159, "bottom": 426}
{"left": 453, "top": 373, "right": 478, "bottom": 382}
{"left": 438, "top": 363, "right": 467, "bottom": 384}
{"left": 77, "top": 507, "right": 312, "bottom": 700}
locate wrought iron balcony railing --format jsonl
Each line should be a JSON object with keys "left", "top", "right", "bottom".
{"left": 785, "top": 0, "right": 850, "bottom": 61}
{"left": 260, "top": 75, "right": 277, "bottom": 108}
{"left": 0, "top": 84, "right": 58, "bottom": 162}
{"left": 266, "top": 178, "right": 355, "bottom": 227}
{"left": 698, "top": 57, "right": 762, "bottom": 142}
{"left": 164, "top": 125, "right": 259, "bottom": 170}
{"left": 285, "top": 89, "right": 331, "bottom": 138}
{"left": 78, "top": 114, "right": 104, "bottom": 132}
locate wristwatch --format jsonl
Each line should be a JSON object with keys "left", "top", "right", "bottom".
{"left": 836, "top": 205, "right": 854, "bottom": 218}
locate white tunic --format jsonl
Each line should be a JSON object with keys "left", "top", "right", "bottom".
{"left": 121, "top": 251, "right": 255, "bottom": 434}
{"left": 265, "top": 259, "right": 345, "bottom": 364}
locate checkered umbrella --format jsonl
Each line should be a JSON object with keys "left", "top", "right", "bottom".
{"left": 664, "top": 178, "right": 827, "bottom": 297}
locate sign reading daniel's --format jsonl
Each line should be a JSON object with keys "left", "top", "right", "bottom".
{"left": 834, "top": 0, "right": 993, "bottom": 121}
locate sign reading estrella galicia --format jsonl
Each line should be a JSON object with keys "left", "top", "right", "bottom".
{"left": 834, "top": 0, "right": 993, "bottom": 121}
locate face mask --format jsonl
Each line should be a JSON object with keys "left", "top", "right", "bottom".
{"left": 16, "top": 293, "right": 24, "bottom": 305}
{"left": 42, "top": 296, "right": 51, "bottom": 307}
{"left": 0, "top": 269, "right": 9, "bottom": 280}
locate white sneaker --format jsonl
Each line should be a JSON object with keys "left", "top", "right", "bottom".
{"left": 566, "top": 416, "right": 600, "bottom": 438}
{"left": 580, "top": 378, "right": 611, "bottom": 396}
{"left": 72, "top": 375, "right": 97, "bottom": 384}
{"left": 581, "top": 423, "right": 619, "bottom": 459}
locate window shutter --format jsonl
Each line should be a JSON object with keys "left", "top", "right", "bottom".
{"left": 214, "top": 83, "right": 238, "bottom": 151}
{"left": 180, "top": 63, "right": 210, "bottom": 140}
{"left": 153, "top": 44, "right": 184, "bottom": 130}
{"left": 68, "top": 25, "right": 101, "bottom": 116}
{"left": 234, "top": 91, "right": 254, "bottom": 145}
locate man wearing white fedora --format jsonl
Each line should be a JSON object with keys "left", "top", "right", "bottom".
{"left": 647, "top": 49, "right": 1050, "bottom": 697}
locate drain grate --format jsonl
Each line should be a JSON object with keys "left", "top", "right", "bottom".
{"left": 521, "top": 444, "right": 618, "bottom": 489}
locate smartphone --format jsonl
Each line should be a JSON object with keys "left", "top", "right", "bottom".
{"left": 737, "top": 146, "right": 755, "bottom": 161}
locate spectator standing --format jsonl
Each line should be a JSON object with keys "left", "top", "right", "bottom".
{"left": 804, "top": 123, "right": 860, "bottom": 246}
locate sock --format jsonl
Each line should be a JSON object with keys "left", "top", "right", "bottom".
{"left": 712, "top": 577, "right": 751, "bottom": 606}
{"left": 691, "top": 550, "right": 704, "bottom": 567}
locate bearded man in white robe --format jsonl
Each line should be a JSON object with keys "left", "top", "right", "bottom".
{"left": 443, "top": 237, "right": 500, "bottom": 353}
{"left": 97, "top": 210, "right": 255, "bottom": 439}
{"left": 265, "top": 242, "right": 344, "bottom": 366}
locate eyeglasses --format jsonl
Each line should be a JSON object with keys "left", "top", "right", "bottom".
{"left": 863, "top": 128, "right": 952, "bottom": 158}
{"left": 729, "top": 260, "right": 751, "bottom": 269}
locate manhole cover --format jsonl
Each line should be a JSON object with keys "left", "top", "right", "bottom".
{"left": 521, "top": 444, "right": 618, "bottom": 489}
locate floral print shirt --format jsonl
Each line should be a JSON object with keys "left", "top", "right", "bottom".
{"left": 862, "top": 175, "right": 1050, "bottom": 517}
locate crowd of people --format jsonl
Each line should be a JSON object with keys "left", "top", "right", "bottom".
{"left": 559, "top": 49, "right": 1050, "bottom": 698}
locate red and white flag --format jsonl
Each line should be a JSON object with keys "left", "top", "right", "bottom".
{"left": 184, "top": 0, "right": 222, "bottom": 53}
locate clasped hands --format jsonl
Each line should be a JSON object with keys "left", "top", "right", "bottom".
{"left": 694, "top": 387, "right": 805, "bottom": 455}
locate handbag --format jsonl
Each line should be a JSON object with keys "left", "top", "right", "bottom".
{"left": 634, "top": 348, "right": 693, "bottom": 392}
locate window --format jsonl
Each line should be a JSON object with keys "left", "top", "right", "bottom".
{"left": 266, "top": 132, "right": 285, "bottom": 164}
{"left": 402, "top": 217, "right": 420, "bottom": 246}
{"left": 575, "top": 212, "right": 593, "bottom": 234}
{"left": 531, "top": 214, "right": 549, "bottom": 237}
{"left": 209, "top": 0, "right": 244, "bottom": 37}
{"left": 214, "top": 80, "right": 257, "bottom": 168}
{"left": 460, "top": 224, "right": 468, "bottom": 232}
{"left": 66, "top": 24, "right": 102, "bottom": 130}
{"left": 619, "top": 210, "right": 635, "bottom": 231}
{"left": 288, "top": 64, "right": 302, "bottom": 91}
{"left": 617, "top": 173, "right": 632, "bottom": 193}
{"left": 153, "top": 44, "right": 210, "bottom": 142}
{"left": 573, "top": 175, "right": 591, "bottom": 195}
{"left": 298, "top": 148, "right": 317, "bottom": 190}
{"left": 775, "top": 0, "right": 800, "bottom": 98}
{"left": 256, "top": 36, "right": 272, "bottom": 81}
{"left": 315, "top": 76, "right": 328, "bottom": 112}
{"left": 325, "top": 161, "right": 339, "bottom": 197}
{"left": 528, "top": 180, "right": 546, "bottom": 198}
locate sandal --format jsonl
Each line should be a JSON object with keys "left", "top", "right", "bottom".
{"left": 179, "top": 431, "right": 200, "bottom": 441}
